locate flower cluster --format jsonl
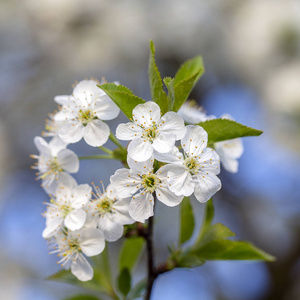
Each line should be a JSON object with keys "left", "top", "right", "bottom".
{"left": 33, "top": 79, "right": 243, "bottom": 281}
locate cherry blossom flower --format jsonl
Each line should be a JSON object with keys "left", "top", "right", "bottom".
{"left": 116, "top": 101, "right": 186, "bottom": 162}
{"left": 85, "top": 183, "right": 134, "bottom": 242}
{"left": 214, "top": 114, "right": 244, "bottom": 173}
{"left": 49, "top": 227, "right": 105, "bottom": 281}
{"left": 110, "top": 157, "right": 184, "bottom": 222}
{"left": 32, "top": 136, "right": 79, "bottom": 194}
{"left": 54, "top": 79, "right": 120, "bottom": 147}
{"left": 178, "top": 102, "right": 244, "bottom": 173}
{"left": 178, "top": 100, "right": 215, "bottom": 124}
{"left": 42, "top": 110, "right": 66, "bottom": 139}
{"left": 42, "top": 176, "right": 92, "bottom": 238}
{"left": 154, "top": 125, "right": 221, "bottom": 203}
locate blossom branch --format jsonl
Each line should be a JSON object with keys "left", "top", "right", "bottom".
{"left": 145, "top": 214, "right": 155, "bottom": 300}
{"left": 109, "top": 131, "right": 125, "bottom": 149}
{"left": 79, "top": 155, "right": 114, "bottom": 160}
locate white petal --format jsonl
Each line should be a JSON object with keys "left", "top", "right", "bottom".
{"left": 64, "top": 209, "right": 86, "bottom": 231}
{"left": 83, "top": 120, "right": 110, "bottom": 147}
{"left": 156, "top": 185, "right": 183, "bottom": 207}
{"left": 34, "top": 136, "right": 51, "bottom": 156}
{"left": 116, "top": 122, "right": 143, "bottom": 140}
{"left": 49, "top": 136, "right": 68, "bottom": 156}
{"left": 220, "top": 157, "right": 238, "bottom": 173}
{"left": 71, "top": 254, "right": 93, "bottom": 281}
{"left": 42, "top": 215, "right": 63, "bottom": 238}
{"left": 54, "top": 95, "right": 75, "bottom": 106}
{"left": 83, "top": 213, "right": 99, "bottom": 229}
{"left": 167, "top": 165, "right": 194, "bottom": 196}
{"left": 127, "top": 156, "right": 154, "bottom": 173}
{"left": 177, "top": 102, "right": 214, "bottom": 124}
{"left": 181, "top": 125, "right": 208, "bottom": 156}
{"left": 71, "top": 184, "right": 92, "bottom": 209}
{"left": 94, "top": 96, "right": 120, "bottom": 120}
{"left": 127, "top": 138, "right": 153, "bottom": 162}
{"left": 215, "top": 138, "right": 244, "bottom": 159}
{"left": 55, "top": 173, "right": 77, "bottom": 192}
{"left": 59, "top": 121, "right": 84, "bottom": 144}
{"left": 154, "top": 146, "right": 183, "bottom": 164}
{"left": 160, "top": 111, "right": 186, "bottom": 139}
{"left": 54, "top": 108, "right": 76, "bottom": 122}
{"left": 42, "top": 176, "right": 59, "bottom": 195}
{"left": 152, "top": 133, "right": 176, "bottom": 153}
{"left": 110, "top": 168, "right": 141, "bottom": 198}
{"left": 98, "top": 217, "right": 124, "bottom": 242}
{"left": 112, "top": 199, "right": 135, "bottom": 225}
{"left": 132, "top": 101, "right": 161, "bottom": 126}
{"left": 57, "top": 149, "right": 79, "bottom": 173}
{"left": 129, "top": 192, "right": 154, "bottom": 223}
{"left": 79, "top": 228, "right": 105, "bottom": 256}
{"left": 194, "top": 173, "right": 221, "bottom": 203}
{"left": 198, "top": 148, "right": 221, "bottom": 175}
{"left": 73, "top": 80, "right": 99, "bottom": 104}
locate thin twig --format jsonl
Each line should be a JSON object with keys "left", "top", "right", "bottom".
{"left": 79, "top": 155, "right": 114, "bottom": 160}
{"left": 145, "top": 215, "right": 155, "bottom": 300}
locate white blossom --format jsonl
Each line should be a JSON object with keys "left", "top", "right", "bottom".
{"left": 116, "top": 101, "right": 186, "bottom": 162}
{"left": 214, "top": 114, "right": 244, "bottom": 173}
{"left": 178, "top": 102, "right": 244, "bottom": 173}
{"left": 54, "top": 79, "right": 120, "bottom": 147}
{"left": 42, "top": 176, "right": 92, "bottom": 238}
{"left": 49, "top": 227, "right": 105, "bottom": 281}
{"left": 155, "top": 125, "right": 221, "bottom": 203}
{"left": 42, "top": 110, "right": 66, "bottom": 139}
{"left": 110, "top": 157, "right": 184, "bottom": 222}
{"left": 85, "top": 183, "right": 134, "bottom": 242}
{"left": 32, "top": 136, "right": 79, "bottom": 194}
{"left": 178, "top": 100, "right": 215, "bottom": 124}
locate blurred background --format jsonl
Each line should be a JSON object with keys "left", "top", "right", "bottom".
{"left": 1, "top": 0, "right": 300, "bottom": 299}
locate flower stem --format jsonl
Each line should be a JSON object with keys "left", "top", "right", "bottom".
{"left": 79, "top": 155, "right": 114, "bottom": 160}
{"left": 109, "top": 131, "right": 124, "bottom": 149}
{"left": 145, "top": 215, "right": 155, "bottom": 300}
{"left": 98, "top": 146, "right": 113, "bottom": 155}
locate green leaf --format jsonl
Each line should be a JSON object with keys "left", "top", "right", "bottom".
{"left": 163, "top": 77, "right": 175, "bottom": 111}
{"left": 193, "top": 240, "right": 275, "bottom": 261}
{"left": 63, "top": 295, "right": 100, "bottom": 300}
{"left": 119, "top": 237, "right": 145, "bottom": 271}
{"left": 202, "top": 198, "right": 214, "bottom": 230}
{"left": 117, "top": 268, "right": 131, "bottom": 297}
{"left": 196, "top": 223, "right": 235, "bottom": 248}
{"left": 172, "top": 56, "right": 205, "bottom": 112}
{"left": 148, "top": 41, "right": 168, "bottom": 114}
{"left": 179, "top": 197, "right": 195, "bottom": 244}
{"left": 195, "top": 198, "right": 214, "bottom": 244}
{"left": 198, "top": 118, "right": 263, "bottom": 144}
{"left": 98, "top": 83, "right": 145, "bottom": 119}
{"left": 47, "top": 270, "right": 107, "bottom": 293}
{"left": 176, "top": 253, "right": 205, "bottom": 268}
{"left": 92, "top": 246, "right": 111, "bottom": 282}
{"left": 127, "top": 279, "right": 146, "bottom": 299}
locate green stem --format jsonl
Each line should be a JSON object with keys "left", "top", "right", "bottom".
{"left": 79, "top": 155, "right": 114, "bottom": 160}
{"left": 109, "top": 131, "right": 124, "bottom": 149}
{"left": 99, "top": 146, "right": 113, "bottom": 155}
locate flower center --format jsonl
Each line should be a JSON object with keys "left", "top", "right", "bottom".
{"left": 50, "top": 157, "right": 62, "bottom": 172}
{"left": 78, "top": 109, "right": 96, "bottom": 126}
{"left": 184, "top": 156, "right": 200, "bottom": 175}
{"left": 40, "top": 157, "right": 62, "bottom": 179}
{"left": 96, "top": 197, "right": 114, "bottom": 214}
{"left": 142, "top": 124, "right": 159, "bottom": 143}
{"left": 68, "top": 239, "right": 81, "bottom": 253}
{"left": 50, "top": 199, "right": 73, "bottom": 217}
{"left": 141, "top": 173, "right": 159, "bottom": 193}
